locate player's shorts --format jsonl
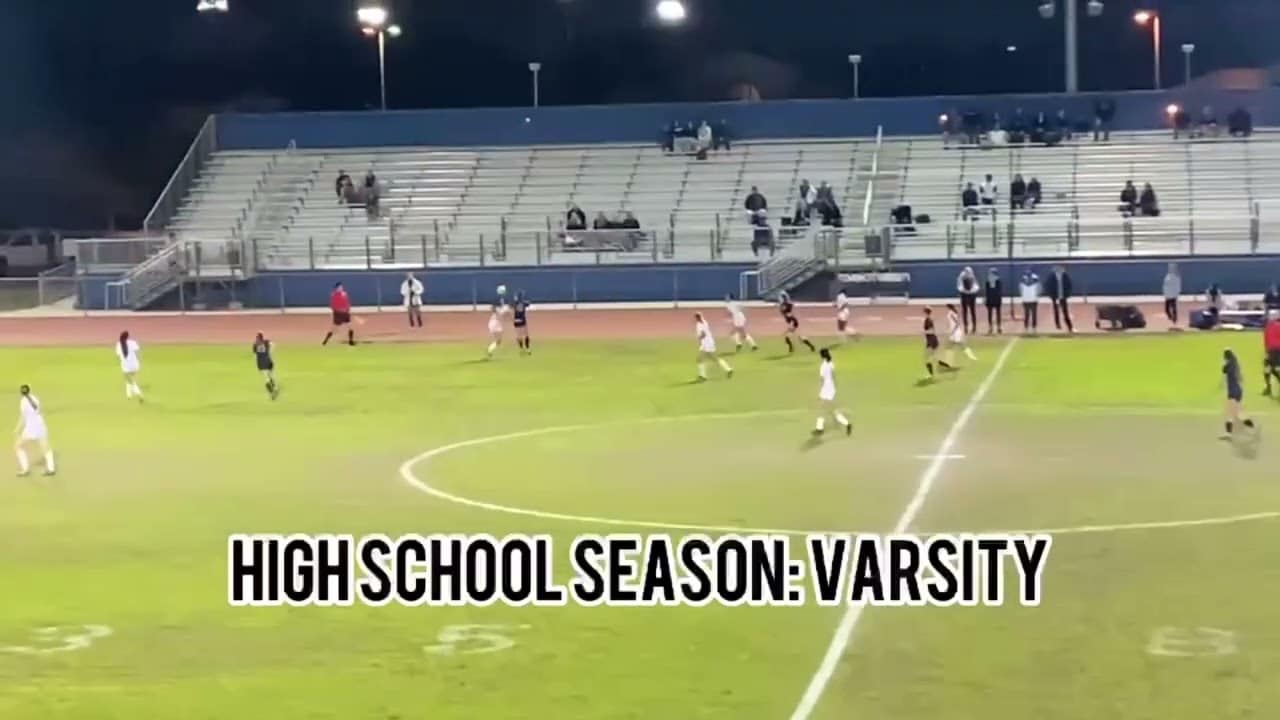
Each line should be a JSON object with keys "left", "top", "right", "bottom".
{"left": 1266, "top": 350, "right": 1280, "bottom": 369}
{"left": 1227, "top": 385, "right": 1244, "bottom": 402}
{"left": 332, "top": 311, "right": 351, "bottom": 326}
{"left": 837, "top": 319, "right": 848, "bottom": 332}
{"left": 785, "top": 316, "right": 799, "bottom": 330}
{"left": 21, "top": 420, "right": 47, "bottom": 442}
{"left": 514, "top": 319, "right": 527, "bottom": 329}
{"left": 257, "top": 359, "right": 274, "bottom": 372}
{"left": 925, "top": 335, "right": 940, "bottom": 350}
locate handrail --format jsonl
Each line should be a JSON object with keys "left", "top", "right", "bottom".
{"left": 861, "top": 125, "right": 883, "bottom": 227}
{"left": 143, "top": 114, "right": 217, "bottom": 233}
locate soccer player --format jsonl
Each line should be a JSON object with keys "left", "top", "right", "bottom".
{"left": 835, "top": 290, "right": 857, "bottom": 343}
{"left": 725, "top": 294, "right": 758, "bottom": 352}
{"left": 486, "top": 299, "right": 508, "bottom": 359}
{"left": 322, "top": 283, "right": 356, "bottom": 346}
{"left": 1221, "top": 348, "right": 1256, "bottom": 439}
{"left": 14, "top": 385, "right": 55, "bottom": 476}
{"left": 512, "top": 291, "right": 532, "bottom": 355}
{"left": 778, "top": 292, "right": 816, "bottom": 353}
{"left": 1263, "top": 311, "right": 1280, "bottom": 396}
{"left": 695, "top": 312, "right": 733, "bottom": 381}
{"left": 115, "top": 331, "right": 143, "bottom": 402}
{"left": 944, "top": 303, "right": 978, "bottom": 367}
{"left": 921, "top": 307, "right": 950, "bottom": 380}
{"left": 813, "top": 347, "right": 852, "bottom": 436}
{"left": 254, "top": 333, "right": 279, "bottom": 400}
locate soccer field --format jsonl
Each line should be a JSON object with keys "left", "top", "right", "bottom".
{"left": 1, "top": 329, "right": 1278, "bottom": 719}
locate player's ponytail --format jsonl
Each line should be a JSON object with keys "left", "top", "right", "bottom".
{"left": 119, "top": 331, "right": 130, "bottom": 359}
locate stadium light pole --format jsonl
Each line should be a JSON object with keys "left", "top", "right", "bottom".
{"left": 655, "top": 0, "right": 687, "bottom": 25}
{"left": 1038, "top": 1, "right": 1104, "bottom": 94}
{"left": 1180, "top": 43, "right": 1195, "bottom": 86}
{"left": 529, "top": 62, "right": 542, "bottom": 108}
{"left": 357, "top": 5, "right": 402, "bottom": 111}
{"left": 1134, "top": 10, "right": 1161, "bottom": 90}
{"left": 847, "top": 54, "right": 862, "bottom": 99}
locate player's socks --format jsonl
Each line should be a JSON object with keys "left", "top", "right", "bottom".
{"left": 131, "top": 383, "right": 143, "bottom": 400}
{"left": 835, "top": 412, "right": 851, "bottom": 434}
{"left": 125, "top": 383, "right": 133, "bottom": 399}
{"left": 697, "top": 362, "right": 708, "bottom": 380}
{"left": 487, "top": 341, "right": 498, "bottom": 357}
{"left": 1244, "top": 418, "right": 1256, "bottom": 429}
{"left": 322, "top": 332, "right": 333, "bottom": 345}
{"left": 803, "top": 338, "right": 816, "bottom": 352}
{"left": 16, "top": 449, "right": 30, "bottom": 475}
{"left": 43, "top": 452, "right": 55, "bottom": 474}
{"left": 1225, "top": 421, "right": 1234, "bottom": 434}
{"left": 815, "top": 417, "right": 825, "bottom": 433}
{"left": 746, "top": 334, "right": 757, "bottom": 349}
{"left": 925, "top": 362, "right": 934, "bottom": 377}
{"left": 717, "top": 358, "right": 732, "bottom": 375}
{"left": 785, "top": 337, "right": 794, "bottom": 353}
{"left": 964, "top": 347, "right": 978, "bottom": 361}
{"left": 347, "top": 330, "right": 355, "bottom": 346}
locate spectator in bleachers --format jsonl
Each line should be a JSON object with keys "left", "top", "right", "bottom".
{"left": 1228, "top": 107, "right": 1253, "bottom": 138}
{"left": 939, "top": 112, "right": 957, "bottom": 148}
{"left": 1056, "top": 109, "right": 1073, "bottom": 141}
{"left": 335, "top": 170, "right": 352, "bottom": 202}
{"left": 1093, "top": 98, "right": 1115, "bottom": 142}
{"left": 1025, "top": 177, "right": 1043, "bottom": 209}
{"left": 750, "top": 210, "right": 774, "bottom": 256}
{"left": 1010, "top": 174, "right": 1027, "bottom": 211}
{"left": 362, "top": 171, "right": 381, "bottom": 219}
{"left": 1139, "top": 183, "right": 1160, "bottom": 217}
{"left": 815, "top": 182, "right": 843, "bottom": 227}
{"left": 696, "top": 121, "right": 713, "bottom": 159}
{"left": 979, "top": 174, "right": 998, "bottom": 210}
{"left": 621, "top": 212, "right": 640, "bottom": 230}
{"left": 566, "top": 204, "right": 587, "bottom": 231}
{"left": 791, "top": 200, "right": 811, "bottom": 227}
{"left": 1196, "top": 105, "right": 1219, "bottom": 138}
{"left": 592, "top": 211, "right": 610, "bottom": 230}
{"left": 661, "top": 122, "right": 679, "bottom": 152}
{"left": 961, "top": 182, "right": 980, "bottom": 219}
{"left": 714, "top": 120, "right": 732, "bottom": 151}
{"left": 1171, "top": 106, "right": 1192, "bottom": 139}
{"left": 744, "top": 186, "right": 768, "bottom": 214}
{"left": 1119, "top": 181, "right": 1139, "bottom": 216}
{"left": 797, "top": 179, "right": 816, "bottom": 220}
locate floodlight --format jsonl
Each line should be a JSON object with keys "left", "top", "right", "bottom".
{"left": 386, "top": 24, "right": 402, "bottom": 37}
{"left": 1133, "top": 10, "right": 1153, "bottom": 25}
{"left": 357, "top": 5, "right": 389, "bottom": 28}
{"left": 655, "top": 0, "right": 687, "bottom": 24}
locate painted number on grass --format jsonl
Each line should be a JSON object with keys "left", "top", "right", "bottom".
{"left": 1146, "top": 627, "right": 1237, "bottom": 657}
{"left": 423, "top": 624, "right": 531, "bottom": 656}
{"left": 0, "top": 625, "right": 113, "bottom": 655}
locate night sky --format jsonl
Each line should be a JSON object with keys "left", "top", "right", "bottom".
{"left": 1, "top": 0, "right": 1277, "bottom": 230}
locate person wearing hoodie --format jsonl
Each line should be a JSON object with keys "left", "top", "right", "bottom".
{"left": 1162, "top": 263, "right": 1182, "bottom": 326}
{"left": 1019, "top": 270, "right": 1041, "bottom": 333}
{"left": 983, "top": 268, "right": 1004, "bottom": 334}
{"left": 956, "top": 266, "right": 980, "bottom": 334}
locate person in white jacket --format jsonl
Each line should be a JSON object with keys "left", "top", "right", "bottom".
{"left": 1162, "top": 263, "right": 1182, "bottom": 326}
{"left": 401, "top": 272, "right": 424, "bottom": 328}
{"left": 1019, "top": 270, "right": 1041, "bottom": 334}
{"left": 957, "top": 266, "right": 980, "bottom": 334}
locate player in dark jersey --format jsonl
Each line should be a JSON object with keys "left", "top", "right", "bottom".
{"left": 1221, "top": 348, "right": 1255, "bottom": 440}
{"left": 512, "top": 291, "right": 532, "bottom": 355}
{"left": 778, "top": 292, "right": 815, "bottom": 353}
{"left": 921, "top": 307, "right": 953, "bottom": 381}
{"left": 253, "top": 333, "right": 279, "bottom": 400}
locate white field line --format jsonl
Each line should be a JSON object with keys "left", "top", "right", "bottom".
{"left": 787, "top": 337, "right": 1020, "bottom": 720}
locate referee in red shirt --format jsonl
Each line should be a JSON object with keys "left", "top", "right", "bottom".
{"left": 322, "top": 282, "right": 356, "bottom": 346}
{"left": 1264, "top": 312, "right": 1280, "bottom": 396}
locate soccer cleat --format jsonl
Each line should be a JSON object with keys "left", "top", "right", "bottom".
{"left": 16, "top": 471, "right": 29, "bottom": 478}
{"left": 811, "top": 428, "right": 824, "bottom": 437}
{"left": 726, "top": 369, "right": 734, "bottom": 379}
{"left": 845, "top": 422, "right": 853, "bottom": 436}
{"left": 1218, "top": 433, "right": 1233, "bottom": 441}
{"left": 42, "top": 470, "right": 55, "bottom": 477}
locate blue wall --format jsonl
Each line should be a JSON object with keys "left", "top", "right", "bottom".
{"left": 77, "top": 257, "right": 1280, "bottom": 311}
{"left": 216, "top": 89, "right": 1280, "bottom": 150}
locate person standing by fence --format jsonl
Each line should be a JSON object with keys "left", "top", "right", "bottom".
{"left": 956, "top": 267, "right": 980, "bottom": 334}
{"left": 401, "top": 272, "right": 424, "bottom": 328}
{"left": 1020, "top": 270, "right": 1040, "bottom": 334}
{"left": 1043, "top": 264, "right": 1075, "bottom": 333}
{"left": 1162, "top": 263, "right": 1182, "bottom": 327}
{"left": 983, "top": 268, "right": 1004, "bottom": 335}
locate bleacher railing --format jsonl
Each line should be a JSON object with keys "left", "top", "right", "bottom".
{"left": 143, "top": 115, "right": 218, "bottom": 234}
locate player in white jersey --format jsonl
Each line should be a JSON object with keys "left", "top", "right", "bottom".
{"left": 14, "top": 385, "right": 55, "bottom": 476}
{"left": 813, "top": 348, "right": 852, "bottom": 436}
{"left": 694, "top": 313, "right": 733, "bottom": 381}
{"left": 944, "top": 303, "right": 978, "bottom": 368}
{"left": 834, "top": 291, "right": 858, "bottom": 343}
{"left": 725, "top": 294, "right": 758, "bottom": 352}
{"left": 115, "top": 331, "right": 144, "bottom": 402}
{"left": 485, "top": 301, "right": 508, "bottom": 359}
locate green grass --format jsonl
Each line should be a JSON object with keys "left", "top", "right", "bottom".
{"left": 1, "top": 333, "right": 1278, "bottom": 719}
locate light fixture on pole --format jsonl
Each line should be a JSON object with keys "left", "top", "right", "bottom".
{"left": 1180, "top": 43, "right": 1195, "bottom": 86}
{"left": 1038, "top": 1, "right": 1104, "bottom": 94}
{"left": 357, "top": 5, "right": 401, "bottom": 111}
{"left": 196, "top": 0, "right": 229, "bottom": 12}
{"left": 847, "top": 54, "right": 862, "bottom": 99}
{"left": 1133, "top": 10, "right": 1161, "bottom": 90}
{"left": 528, "top": 62, "right": 542, "bottom": 108}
